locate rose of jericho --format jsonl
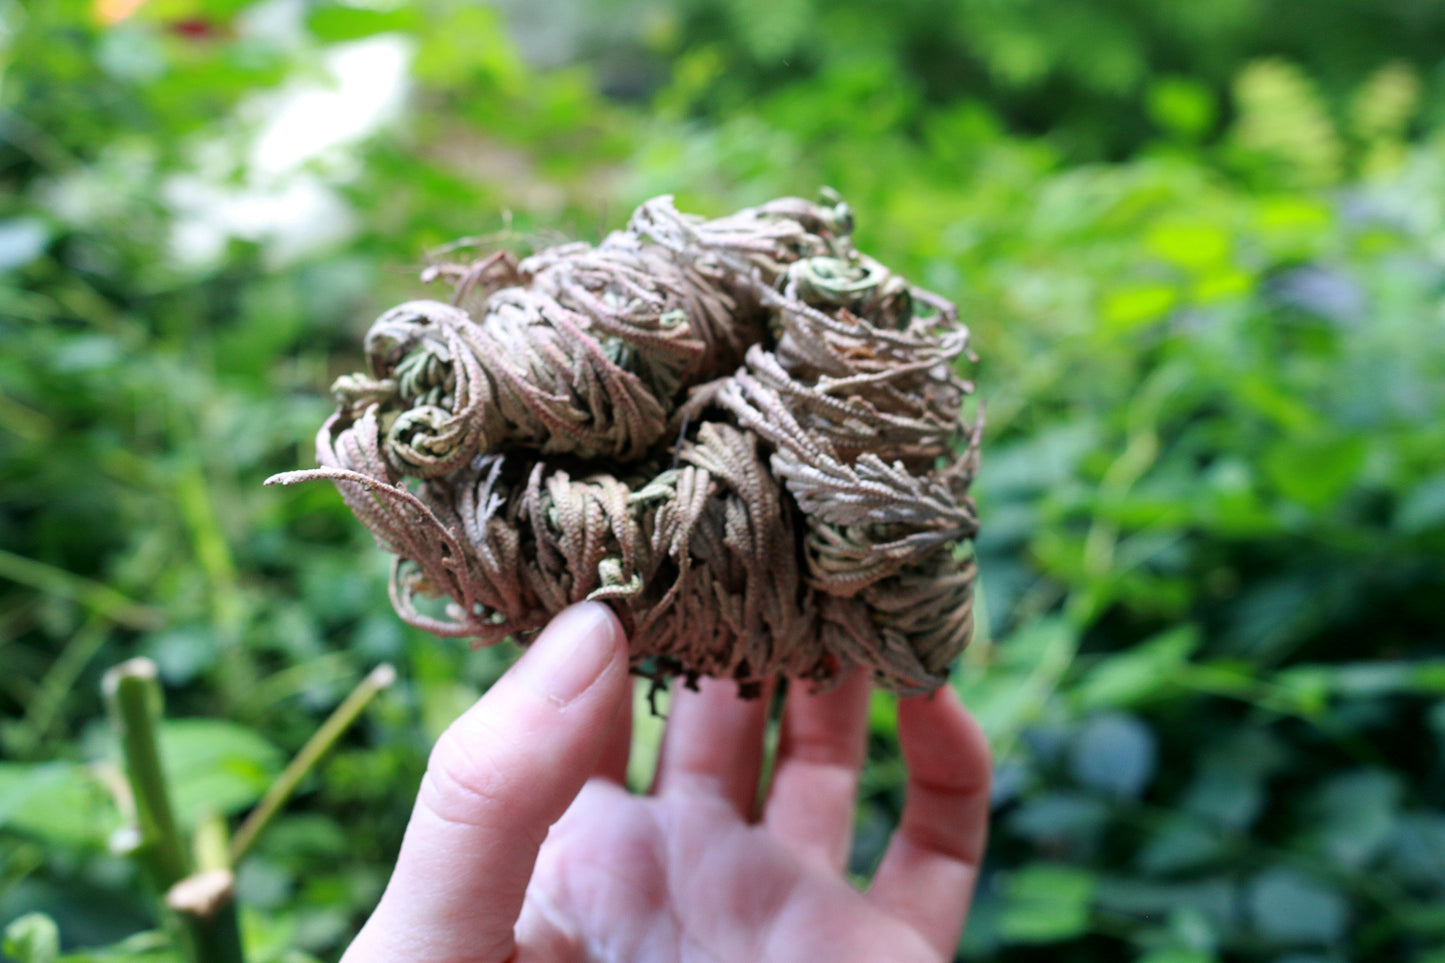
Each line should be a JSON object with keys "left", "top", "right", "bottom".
{"left": 269, "top": 193, "right": 979, "bottom": 696}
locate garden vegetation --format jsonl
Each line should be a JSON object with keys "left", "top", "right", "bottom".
{"left": 2, "top": 1, "right": 1444, "bottom": 961}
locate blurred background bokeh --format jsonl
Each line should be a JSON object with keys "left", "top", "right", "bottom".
{"left": 3, "top": 0, "right": 1445, "bottom": 960}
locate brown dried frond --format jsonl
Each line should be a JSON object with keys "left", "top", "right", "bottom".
{"left": 269, "top": 193, "right": 980, "bottom": 695}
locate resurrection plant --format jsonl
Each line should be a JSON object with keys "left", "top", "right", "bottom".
{"left": 269, "top": 193, "right": 979, "bottom": 696}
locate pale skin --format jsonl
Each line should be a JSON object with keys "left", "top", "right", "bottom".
{"left": 343, "top": 601, "right": 992, "bottom": 963}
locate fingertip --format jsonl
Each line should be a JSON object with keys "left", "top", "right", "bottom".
{"left": 519, "top": 600, "right": 630, "bottom": 708}
{"left": 898, "top": 685, "right": 992, "bottom": 789}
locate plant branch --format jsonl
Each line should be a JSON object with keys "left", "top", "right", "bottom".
{"left": 103, "top": 658, "right": 189, "bottom": 891}
{"left": 229, "top": 663, "right": 397, "bottom": 865}
{"left": 167, "top": 871, "right": 246, "bottom": 963}
{"left": 105, "top": 659, "right": 248, "bottom": 963}
{"left": 0, "top": 548, "right": 158, "bottom": 629}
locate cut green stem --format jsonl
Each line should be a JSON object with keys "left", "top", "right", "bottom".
{"left": 104, "top": 658, "right": 248, "bottom": 963}
{"left": 103, "top": 658, "right": 189, "bottom": 891}
{"left": 167, "top": 870, "right": 246, "bottom": 963}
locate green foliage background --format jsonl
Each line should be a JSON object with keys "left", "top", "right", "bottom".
{"left": 3, "top": 0, "right": 1444, "bottom": 960}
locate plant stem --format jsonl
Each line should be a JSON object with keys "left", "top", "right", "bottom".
{"left": 167, "top": 871, "right": 246, "bottom": 963}
{"left": 104, "top": 658, "right": 248, "bottom": 963}
{"left": 16, "top": 614, "right": 109, "bottom": 757}
{"left": 0, "top": 547, "right": 158, "bottom": 629}
{"left": 193, "top": 811, "right": 232, "bottom": 873}
{"left": 229, "top": 663, "right": 396, "bottom": 865}
{"left": 103, "top": 658, "right": 189, "bottom": 891}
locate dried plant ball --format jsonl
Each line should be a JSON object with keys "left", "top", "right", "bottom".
{"left": 269, "top": 193, "right": 980, "bottom": 696}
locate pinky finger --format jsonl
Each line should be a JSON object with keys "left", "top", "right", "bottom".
{"left": 866, "top": 686, "right": 991, "bottom": 958}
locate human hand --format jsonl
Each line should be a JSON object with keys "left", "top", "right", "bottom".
{"left": 343, "top": 601, "right": 991, "bottom": 962}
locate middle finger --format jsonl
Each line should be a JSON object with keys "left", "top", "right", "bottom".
{"left": 652, "top": 676, "right": 771, "bottom": 818}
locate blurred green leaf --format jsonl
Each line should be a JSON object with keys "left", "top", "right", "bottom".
{"left": 1073, "top": 625, "right": 1198, "bottom": 710}
{"left": 0, "top": 762, "right": 112, "bottom": 848}
{"left": 1069, "top": 713, "right": 1158, "bottom": 799}
{"left": 1183, "top": 730, "right": 1285, "bottom": 831}
{"left": 306, "top": 1, "right": 421, "bottom": 41}
{"left": 1263, "top": 434, "right": 1366, "bottom": 509}
{"left": 1230, "top": 60, "right": 1343, "bottom": 189}
{"left": 956, "top": 617, "right": 1078, "bottom": 749}
{"left": 1299, "top": 769, "right": 1401, "bottom": 870}
{"left": 1010, "top": 793, "right": 1110, "bottom": 851}
{"left": 1397, "top": 473, "right": 1445, "bottom": 533}
{"left": 998, "top": 864, "right": 1096, "bottom": 943}
{"left": 1246, "top": 868, "right": 1349, "bottom": 944}
{"left": 1137, "top": 814, "right": 1226, "bottom": 875}
{"left": 37, "top": 930, "right": 173, "bottom": 963}
{"left": 1139, "top": 950, "right": 1216, "bottom": 963}
{"left": 1148, "top": 77, "right": 1217, "bottom": 140}
{"left": 1147, "top": 221, "right": 1231, "bottom": 273}
{"left": 158, "top": 720, "right": 284, "bottom": 827}
{"left": 1386, "top": 812, "right": 1445, "bottom": 890}
{"left": 3, "top": 913, "right": 59, "bottom": 963}
{"left": 1102, "top": 282, "right": 1177, "bottom": 333}
{"left": 728, "top": 0, "right": 811, "bottom": 59}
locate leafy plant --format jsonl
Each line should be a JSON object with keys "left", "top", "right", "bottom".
{"left": 4, "top": 1, "right": 1445, "bottom": 961}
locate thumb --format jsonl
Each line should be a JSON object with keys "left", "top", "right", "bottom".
{"left": 344, "top": 602, "right": 629, "bottom": 963}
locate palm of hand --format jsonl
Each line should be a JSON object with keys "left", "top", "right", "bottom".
{"left": 342, "top": 608, "right": 990, "bottom": 963}
{"left": 516, "top": 673, "right": 989, "bottom": 963}
{"left": 525, "top": 782, "right": 937, "bottom": 962}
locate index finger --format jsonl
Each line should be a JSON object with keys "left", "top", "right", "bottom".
{"left": 343, "top": 603, "right": 629, "bottom": 963}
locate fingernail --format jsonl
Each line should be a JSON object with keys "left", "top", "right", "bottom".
{"left": 523, "top": 602, "right": 619, "bottom": 706}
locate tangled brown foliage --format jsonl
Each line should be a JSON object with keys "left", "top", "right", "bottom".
{"left": 269, "top": 193, "right": 979, "bottom": 696}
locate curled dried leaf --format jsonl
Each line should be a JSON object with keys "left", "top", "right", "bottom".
{"left": 270, "top": 193, "right": 980, "bottom": 695}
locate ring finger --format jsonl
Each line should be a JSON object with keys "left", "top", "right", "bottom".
{"left": 762, "top": 669, "right": 871, "bottom": 872}
{"left": 652, "top": 676, "right": 772, "bottom": 818}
